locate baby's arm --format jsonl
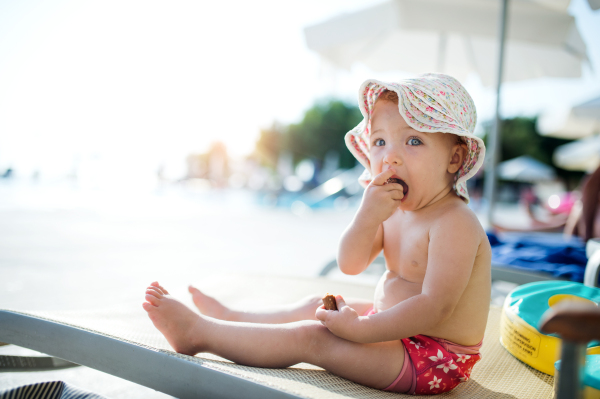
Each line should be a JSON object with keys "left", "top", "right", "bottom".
{"left": 321, "top": 211, "right": 481, "bottom": 343}
{"left": 337, "top": 217, "right": 383, "bottom": 276}
{"left": 337, "top": 169, "right": 403, "bottom": 275}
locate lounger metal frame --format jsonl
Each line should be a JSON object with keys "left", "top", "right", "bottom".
{"left": 0, "top": 310, "right": 301, "bottom": 399}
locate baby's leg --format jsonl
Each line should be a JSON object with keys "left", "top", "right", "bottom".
{"left": 186, "top": 283, "right": 373, "bottom": 323}
{"left": 144, "top": 284, "right": 403, "bottom": 390}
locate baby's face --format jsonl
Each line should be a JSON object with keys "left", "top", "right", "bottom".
{"left": 369, "top": 100, "right": 462, "bottom": 211}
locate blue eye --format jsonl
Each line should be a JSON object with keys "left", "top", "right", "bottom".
{"left": 374, "top": 139, "right": 385, "bottom": 147}
{"left": 408, "top": 137, "right": 422, "bottom": 146}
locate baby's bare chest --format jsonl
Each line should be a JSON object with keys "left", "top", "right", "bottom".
{"left": 382, "top": 216, "right": 431, "bottom": 281}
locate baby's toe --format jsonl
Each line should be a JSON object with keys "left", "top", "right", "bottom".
{"left": 145, "top": 293, "right": 161, "bottom": 306}
{"left": 146, "top": 287, "right": 163, "bottom": 298}
{"left": 146, "top": 289, "right": 163, "bottom": 299}
{"left": 157, "top": 285, "right": 169, "bottom": 294}
{"left": 142, "top": 301, "right": 156, "bottom": 312}
{"left": 149, "top": 285, "right": 167, "bottom": 295}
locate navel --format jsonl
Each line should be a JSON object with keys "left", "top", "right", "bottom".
{"left": 411, "top": 260, "right": 419, "bottom": 268}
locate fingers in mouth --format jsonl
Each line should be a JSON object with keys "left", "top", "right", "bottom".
{"left": 386, "top": 177, "right": 408, "bottom": 195}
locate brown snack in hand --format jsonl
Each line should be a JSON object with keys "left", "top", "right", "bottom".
{"left": 322, "top": 293, "right": 338, "bottom": 311}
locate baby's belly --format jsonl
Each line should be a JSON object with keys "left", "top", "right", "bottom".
{"left": 373, "top": 270, "right": 423, "bottom": 311}
{"left": 372, "top": 270, "right": 488, "bottom": 345}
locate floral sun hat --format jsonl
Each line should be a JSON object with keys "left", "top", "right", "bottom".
{"left": 345, "top": 73, "right": 485, "bottom": 203}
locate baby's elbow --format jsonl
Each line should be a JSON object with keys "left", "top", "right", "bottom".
{"left": 338, "top": 263, "right": 363, "bottom": 276}
{"left": 336, "top": 256, "right": 365, "bottom": 276}
{"left": 435, "top": 303, "right": 456, "bottom": 325}
{"left": 423, "top": 297, "right": 455, "bottom": 327}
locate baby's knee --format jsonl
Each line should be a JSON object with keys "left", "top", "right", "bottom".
{"left": 296, "top": 321, "right": 330, "bottom": 351}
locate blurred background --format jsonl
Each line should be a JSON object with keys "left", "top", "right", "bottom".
{"left": 0, "top": 0, "right": 599, "bottom": 299}
{"left": 1, "top": 0, "right": 600, "bottom": 396}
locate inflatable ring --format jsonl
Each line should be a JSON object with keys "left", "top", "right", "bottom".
{"left": 500, "top": 281, "right": 600, "bottom": 377}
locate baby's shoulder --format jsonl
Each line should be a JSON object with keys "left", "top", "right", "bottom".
{"left": 432, "top": 200, "right": 486, "bottom": 240}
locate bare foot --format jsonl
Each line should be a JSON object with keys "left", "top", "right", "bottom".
{"left": 143, "top": 282, "right": 205, "bottom": 356}
{"left": 188, "top": 285, "right": 231, "bottom": 320}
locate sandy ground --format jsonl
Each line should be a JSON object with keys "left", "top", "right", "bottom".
{"left": 0, "top": 181, "right": 514, "bottom": 398}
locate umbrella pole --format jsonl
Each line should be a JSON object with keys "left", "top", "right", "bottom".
{"left": 484, "top": 0, "right": 509, "bottom": 227}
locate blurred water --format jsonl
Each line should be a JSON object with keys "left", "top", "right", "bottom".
{"left": 0, "top": 177, "right": 535, "bottom": 310}
{"left": 0, "top": 178, "right": 358, "bottom": 311}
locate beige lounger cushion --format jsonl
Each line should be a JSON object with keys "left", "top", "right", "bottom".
{"left": 5, "top": 274, "right": 554, "bottom": 398}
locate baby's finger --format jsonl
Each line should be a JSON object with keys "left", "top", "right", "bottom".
{"left": 335, "top": 295, "right": 346, "bottom": 309}
{"left": 382, "top": 181, "right": 403, "bottom": 191}
{"left": 371, "top": 169, "right": 396, "bottom": 186}
{"left": 315, "top": 308, "right": 328, "bottom": 321}
{"left": 390, "top": 190, "right": 404, "bottom": 200}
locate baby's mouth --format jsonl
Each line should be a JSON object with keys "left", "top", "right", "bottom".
{"left": 386, "top": 177, "right": 409, "bottom": 196}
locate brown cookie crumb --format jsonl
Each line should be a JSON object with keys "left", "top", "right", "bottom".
{"left": 322, "top": 293, "right": 338, "bottom": 311}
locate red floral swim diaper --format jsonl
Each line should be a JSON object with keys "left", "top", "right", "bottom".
{"left": 364, "top": 307, "right": 482, "bottom": 395}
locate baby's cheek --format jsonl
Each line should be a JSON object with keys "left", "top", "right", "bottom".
{"left": 370, "top": 157, "right": 383, "bottom": 174}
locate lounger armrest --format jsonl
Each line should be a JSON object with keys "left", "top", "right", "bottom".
{"left": 539, "top": 302, "right": 600, "bottom": 342}
{"left": 539, "top": 302, "right": 600, "bottom": 399}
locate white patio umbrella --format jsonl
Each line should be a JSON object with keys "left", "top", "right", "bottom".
{"left": 538, "top": 95, "right": 600, "bottom": 139}
{"left": 498, "top": 155, "right": 556, "bottom": 182}
{"left": 304, "top": 0, "right": 587, "bottom": 86}
{"left": 304, "top": 0, "right": 590, "bottom": 223}
{"left": 575, "top": 96, "right": 600, "bottom": 119}
{"left": 544, "top": 95, "right": 600, "bottom": 172}
{"left": 553, "top": 135, "right": 600, "bottom": 172}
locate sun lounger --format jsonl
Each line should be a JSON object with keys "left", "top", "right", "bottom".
{"left": 0, "top": 274, "right": 555, "bottom": 398}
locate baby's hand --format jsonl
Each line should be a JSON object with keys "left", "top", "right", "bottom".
{"left": 315, "top": 295, "right": 364, "bottom": 342}
{"left": 358, "top": 169, "right": 404, "bottom": 224}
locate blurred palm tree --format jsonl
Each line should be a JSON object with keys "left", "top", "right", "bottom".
{"left": 254, "top": 100, "right": 362, "bottom": 170}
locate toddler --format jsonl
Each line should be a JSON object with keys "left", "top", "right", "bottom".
{"left": 143, "top": 73, "right": 491, "bottom": 395}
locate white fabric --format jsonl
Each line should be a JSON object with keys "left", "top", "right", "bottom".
{"left": 304, "top": 0, "right": 587, "bottom": 86}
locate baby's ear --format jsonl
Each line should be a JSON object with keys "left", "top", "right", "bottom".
{"left": 448, "top": 142, "right": 467, "bottom": 174}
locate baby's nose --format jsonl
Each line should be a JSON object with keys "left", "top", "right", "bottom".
{"left": 383, "top": 151, "right": 402, "bottom": 165}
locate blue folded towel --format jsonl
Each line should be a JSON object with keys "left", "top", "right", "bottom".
{"left": 487, "top": 232, "right": 587, "bottom": 282}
